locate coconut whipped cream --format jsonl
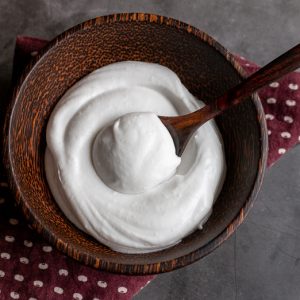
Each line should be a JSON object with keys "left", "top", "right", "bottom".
{"left": 93, "top": 112, "right": 181, "bottom": 194}
{"left": 45, "top": 61, "right": 226, "bottom": 253}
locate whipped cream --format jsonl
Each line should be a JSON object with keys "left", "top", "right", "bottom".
{"left": 45, "top": 61, "right": 226, "bottom": 253}
{"left": 93, "top": 112, "right": 181, "bottom": 194}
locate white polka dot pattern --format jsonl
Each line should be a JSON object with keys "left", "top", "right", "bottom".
{"left": 281, "top": 132, "right": 291, "bottom": 138}
{"left": 278, "top": 148, "right": 286, "bottom": 154}
{"left": 5, "top": 236, "right": 15, "bottom": 242}
{"left": 97, "top": 281, "right": 108, "bottom": 288}
{"left": 19, "top": 257, "right": 29, "bottom": 264}
{"left": 73, "top": 292, "right": 83, "bottom": 300}
{"left": 1, "top": 253, "right": 10, "bottom": 259}
{"left": 265, "top": 114, "right": 275, "bottom": 120}
{"left": 54, "top": 287, "right": 64, "bottom": 294}
{"left": 78, "top": 275, "right": 88, "bottom": 282}
{"left": 284, "top": 116, "right": 293, "bottom": 123}
{"left": 286, "top": 99, "right": 296, "bottom": 106}
{"left": 33, "top": 281, "right": 43, "bottom": 288}
{"left": 58, "top": 269, "right": 68, "bottom": 276}
{"left": 288, "top": 83, "right": 298, "bottom": 90}
{"left": 10, "top": 291, "right": 19, "bottom": 299}
{"left": 14, "top": 274, "right": 24, "bottom": 282}
{"left": 42, "top": 246, "right": 52, "bottom": 252}
{"left": 38, "top": 263, "right": 48, "bottom": 270}
{"left": 269, "top": 82, "right": 279, "bottom": 87}
{"left": 267, "top": 97, "right": 277, "bottom": 104}
{"left": 118, "top": 286, "right": 128, "bottom": 294}
{"left": 235, "top": 54, "right": 300, "bottom": 166}
{"left": 24, "top": 240, "right": 33, "bottom": 247}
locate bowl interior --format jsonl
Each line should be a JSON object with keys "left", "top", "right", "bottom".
{"left": 6, "top": 14, "right": 266, "bottom": 274}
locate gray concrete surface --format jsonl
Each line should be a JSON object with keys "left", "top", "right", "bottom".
{"left": 0, "top": 1, "right": 299, "bottom": 299}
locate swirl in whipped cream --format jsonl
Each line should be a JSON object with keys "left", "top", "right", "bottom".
{"left": 45, "top": 61, "right": 226, "bottom": 253}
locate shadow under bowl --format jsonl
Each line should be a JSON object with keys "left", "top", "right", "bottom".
{"left": 4, "top": 13, "right": 268, "bottom": 275}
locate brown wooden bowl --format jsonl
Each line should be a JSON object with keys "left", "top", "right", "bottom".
{"left": 3, "top": 13, "right": 268, "bottom": 275}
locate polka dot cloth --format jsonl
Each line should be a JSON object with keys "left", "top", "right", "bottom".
{"left": 0, "top": 36, "right": 299, "bottom": 299}
{"left": 0, "top": 185, "right": 153, "bottom": 300}
{"left": 234, "top": 55, "right": 300, "bottom": 166}
{"left": 0, "top": 181, "right": 153, "bottom": 300}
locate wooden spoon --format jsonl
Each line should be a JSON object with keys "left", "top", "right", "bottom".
{"left": 160, "top": 43, "right": 300, "bottom": 156}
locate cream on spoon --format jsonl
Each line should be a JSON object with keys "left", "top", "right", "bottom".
{"left": 92, "top": 112, "right": 181, "bottom": 194}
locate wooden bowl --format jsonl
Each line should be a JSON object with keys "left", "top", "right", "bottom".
{"left": 3, "top": 13, "right": 268, "bottom": 275}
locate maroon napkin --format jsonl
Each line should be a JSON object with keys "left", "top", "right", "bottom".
{"left": 0, "top": 36, "right": 299, "bottom": 300}
{"left": 235, "top": 55, "right": 300, "bottom": 166}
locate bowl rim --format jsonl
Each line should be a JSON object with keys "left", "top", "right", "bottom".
{"left": 3, "top": 12, "right": 268, "bottom": 275}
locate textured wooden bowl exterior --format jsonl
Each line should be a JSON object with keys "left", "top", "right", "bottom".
{"left": 3, "top": 13, "right": 268, "bottom": 275}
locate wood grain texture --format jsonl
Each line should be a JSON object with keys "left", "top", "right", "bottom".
{"left": 3, "top": 13, "right": 268, "bottom": 275}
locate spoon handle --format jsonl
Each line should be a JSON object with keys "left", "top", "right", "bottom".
{"left": 214, "top": 43, "right": 300, "bottom": 113}
{"left": 160, "top": 43, "right": 300, "bottom": 156}
{"left": 163, "top": 43, "right": 300, "bottom": 131}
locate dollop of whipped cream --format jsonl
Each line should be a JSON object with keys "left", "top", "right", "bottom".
{"left": 93, "top": 112, "right": 181, "bottom": 194}
{"left": 45, "top": 61, "right": 226, "bottom": 254}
